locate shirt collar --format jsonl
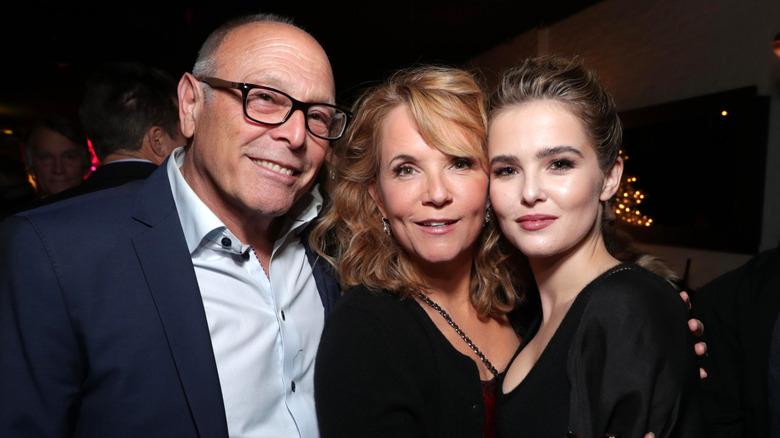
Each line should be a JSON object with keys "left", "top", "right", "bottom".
{"left": 166, "top": 146, "right": 323, "bottom": 255}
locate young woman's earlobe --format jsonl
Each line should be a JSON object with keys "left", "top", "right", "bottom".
{"left": 600, "top": 156, "right": 624, "bottom": 201}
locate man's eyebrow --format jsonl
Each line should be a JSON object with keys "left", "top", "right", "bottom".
{"left": 249, "top": 73, "right": 335, "bottom": 104}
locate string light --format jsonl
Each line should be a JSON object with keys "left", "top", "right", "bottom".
{"left": 612, "top": 150, "right": 654, "bottom": 227}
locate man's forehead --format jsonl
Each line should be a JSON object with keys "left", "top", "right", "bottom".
{"left": 216, "top": 23, "right": 335, "bottom": 102}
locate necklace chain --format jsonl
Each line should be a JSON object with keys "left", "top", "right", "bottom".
{"left": 417, "top": 292, "right": 499, "bottom": 379}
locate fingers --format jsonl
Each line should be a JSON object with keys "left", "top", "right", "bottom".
{"left": 679, "top": 291, "right": 691, "bottom": 311}
{"left": 688, "top": 318, "right": 704, "bottom": 337}
{"left": 700, "top": 367, "right": 708, "bottom": 379}
{"left": 695, "top": 341, "right": 708, "bottom": 357}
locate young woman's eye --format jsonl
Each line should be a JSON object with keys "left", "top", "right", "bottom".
{"left": 491, "top": 166, "right": 517, "bottom": 177}
{"left": 549, "top": 158, "right": 575, "bottom": 171}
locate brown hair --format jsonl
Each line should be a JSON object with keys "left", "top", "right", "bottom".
{"left": 492, "top": 55, "right": 681, "bottom": 284}
{"left": 311, "top": 65, "right": 523, "bottom": 318}
{"left": 490, "top": 55, "right": 622, "bottom": 172}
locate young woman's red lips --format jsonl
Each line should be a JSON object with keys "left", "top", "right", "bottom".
{"left": 517, "top": 214, "right": 557, "bottom": 231}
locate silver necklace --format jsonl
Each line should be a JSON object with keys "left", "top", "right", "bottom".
{"left": 417, "top": 292, "right": 499, "bottom": 379}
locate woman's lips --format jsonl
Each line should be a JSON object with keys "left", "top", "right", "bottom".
{"left": 517, "top": 214, "right": 557, "bottom": 231}
{"left": 415, "top": 219, "right": 458, "bottom": 234}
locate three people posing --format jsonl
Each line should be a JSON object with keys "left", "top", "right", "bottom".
{"left": 1, "top": 10, "right": 703, "bottom": 438}
{"left": 314, "top": 57, "right": 703, "bottom": 437}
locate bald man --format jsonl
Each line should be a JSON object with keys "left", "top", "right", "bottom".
{"left": 0, "top": 13, "right": 348, "bottom": 437}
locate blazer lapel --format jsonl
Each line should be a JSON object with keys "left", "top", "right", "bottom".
{"left": 131, "top": 166, "right": 229, "bottom": 437}
{"left": 300, "top": 226, "right": 342, "bottom": 316}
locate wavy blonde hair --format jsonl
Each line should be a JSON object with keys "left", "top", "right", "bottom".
{"left": 310, "top": 65, "right": 523, "bottom": 318}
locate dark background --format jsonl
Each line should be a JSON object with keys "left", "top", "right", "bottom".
{"left": 1, "top": 3, "right": 769, "bottom": 254}
{"left": 0, "top": 3, "right": 602, "bottom": 134}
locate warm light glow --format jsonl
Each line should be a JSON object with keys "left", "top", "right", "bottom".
{"left": 774, "top": 32, "right": 780, "bottom": 57}
{"left": 721, "top": 110, "right": 728, "bottom": 116}
{"left": 2, "top": 129, "right": 12, "bottom": 135}
{"left": 614, "top": 170, "right": 653, "bottom": 227}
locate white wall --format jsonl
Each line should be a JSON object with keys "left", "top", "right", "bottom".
{"left": 467, "top": 0, "right": 780, "bottom": 285}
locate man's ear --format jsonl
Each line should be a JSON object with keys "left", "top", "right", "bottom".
{"left": 178, "top": 73, "right": 201, "bottom": 139}
{"left": 367, "top": 183, "right": 388, "bottom": 218}
{"left": 146, "top": 126, "right": 167, "bottom": 158}
{"left": 600, "top": 156, "right": 624, "bottom": 201}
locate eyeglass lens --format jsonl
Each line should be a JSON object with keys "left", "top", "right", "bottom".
{"left": 245, "top": 88, "right": 347, "bottom": 139}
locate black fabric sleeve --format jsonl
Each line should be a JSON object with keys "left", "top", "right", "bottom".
{"left": 567, "top": 275, "right": 694, "bottom": 438}
{"left": 314, "top": 296, "right": 426, "bottom": 438}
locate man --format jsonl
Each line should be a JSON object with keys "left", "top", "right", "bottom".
{"left": 0, "top": 13, "right": 344, "bottom": 437}
{"left": 23, "top": 116, "right": 91, "bottom": 198}
{"left": 695, "top": 245, "right": 780, "bottom": 438}
{"left": 66, "top": 61, "right": 186, "bottom": 196}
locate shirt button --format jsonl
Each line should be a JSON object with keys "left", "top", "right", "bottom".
{"left": 281, "top": 310, "right": 286, "bottom": 321}
{"left": 221, "top": 237, "right": 231, "bottom": 247}
{"left": 291, "top": 381, "right": 296, "bottom": 392}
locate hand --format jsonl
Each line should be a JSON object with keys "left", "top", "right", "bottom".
{"left": 679, "top": 291, "right": 708, "bottom": 379}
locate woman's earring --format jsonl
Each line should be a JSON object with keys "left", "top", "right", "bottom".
{"left": 483, "top": 207, "right": 491, "bottom": 226}
{"left": 382, "top": 217, "right": 392, "bottom": 236}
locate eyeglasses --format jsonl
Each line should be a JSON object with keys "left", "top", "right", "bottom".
{"left": 198, "top": 77, "right": 352, "bottom": 141}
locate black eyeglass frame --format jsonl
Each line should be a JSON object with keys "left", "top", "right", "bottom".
{"left": 197, "top": 76, "right": 352, "bottom": 141}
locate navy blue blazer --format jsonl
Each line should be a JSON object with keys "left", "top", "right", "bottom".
{"left": 0, "top": 162, "right": 341, "bottom": 437}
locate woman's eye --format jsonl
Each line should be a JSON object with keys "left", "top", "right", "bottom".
{"left": 550, "top": 159, "right": 575, "bottom": 171}
{"left": 491, "top": 166, "right": 516, "bottom": 177}
{"left": 452, "top": 157, "right": 473, "bottom": 170}
{"left": 393, "top": 165, "right": 416, "bottom": 176}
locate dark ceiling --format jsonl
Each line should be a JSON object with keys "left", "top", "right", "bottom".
{"left": 0, "top": 2, "right": 601, "bottom": 135}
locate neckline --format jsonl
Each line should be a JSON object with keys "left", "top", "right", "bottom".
{"left": 409, "top": 297, "right": 508, "bottom": 383}
{"left": 502, "top": 263, "right": 635, "bottom": 395}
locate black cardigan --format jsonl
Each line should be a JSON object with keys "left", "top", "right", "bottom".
{"left": 315, "top": 285, "right": 492, "bottom": 437}
{"left": 497, "top": 264, "right": 704, "bottom": 438}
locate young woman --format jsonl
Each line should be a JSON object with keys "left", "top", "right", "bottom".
{"left": 489, "top": 55, "right": 703, "bottom": 437}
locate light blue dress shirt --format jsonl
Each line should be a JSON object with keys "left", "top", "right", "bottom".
{"left": 167, "top": 147, "right": 324, "bottom": 437}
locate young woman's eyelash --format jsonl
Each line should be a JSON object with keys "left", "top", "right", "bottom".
{"left": 549, "top": 158, "right": 575, "bottom": 171}
{"left": 491, "top": 166, "right": 517, "bottom": 177}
